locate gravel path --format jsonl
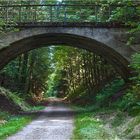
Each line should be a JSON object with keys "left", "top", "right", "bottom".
{"left": 7, "top": 102, "right": 74, "bottom": 140}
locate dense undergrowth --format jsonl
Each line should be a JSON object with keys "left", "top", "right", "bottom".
{"left": 73, "top": 109, "right": 140, "bottom": 140}
{"left": 73, "top": 55, "right": 140, "bottom": 140}
{"left": 72, "top": 112, "right": 118, "bottom": 140}
{"left": 73, "top": 80, "right": 140, "bottom": 140}
{"left": 72, "top": 53, "right": 140, "bottom": 111}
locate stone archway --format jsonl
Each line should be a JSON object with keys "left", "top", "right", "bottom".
{"left": 0, "top": 27, "right": 137, "bottom": 80}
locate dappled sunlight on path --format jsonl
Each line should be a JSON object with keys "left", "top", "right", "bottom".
{"left": 6, "top": 100, "right": 74, "bottom": 140}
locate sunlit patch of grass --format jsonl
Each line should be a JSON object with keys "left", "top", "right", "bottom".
{"left": 0, "top": 115, "right": 33, "bottom": 140}
{"left": 0, "top": 105, "right": 45, "bottom": 139}
{"left": 72, "top": 113, "right": 116, "bottom": 140}
{"left": 29, "top": 105, "right": 45, "bottom": 111}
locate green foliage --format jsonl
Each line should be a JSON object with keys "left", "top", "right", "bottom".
{"left": 118, "top": 92, "right": 135, "bottom": 109}
{"left": 46, "top": 69, "right": 63, "bottom": 97}
{"left": 0, "top": 110, "right": 10, "bottom": 120}
{"left": 29, "top": 106, "right": 45, "bottom": 111}
{"left": 73, "top": 105, "right": 140, "bottom": 140}
{"left": 66, "top": 84, "right": 88, "bottom": 101}
{"left": 44, "top": 46, "right": 117, "bottom": 102}
{"left": 95, "top": 79, "right": 124, "bottom": 107}
{"left": 130, "top": 53, "right": 140, "bottom": 83}
{"left": 0, "top": 47, "right": 51, "bottom": 100}
{"left": 112, "top": 53, "right": 140, "bottom": 112}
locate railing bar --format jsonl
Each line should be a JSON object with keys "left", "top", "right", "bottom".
{"left": 0, "top": 4, "right": 139, "bottom": 7}
{"left": 0, "top": 0, "right": 140, "bottom": 3}
{"left": 0, "top": 1, "right": 139, "bottom": 27}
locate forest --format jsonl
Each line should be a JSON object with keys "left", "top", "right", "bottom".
{"left": 0, "top": 0, "right": 140, "bottom": 139}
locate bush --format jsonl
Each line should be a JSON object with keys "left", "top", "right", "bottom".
{"left": 118, "top": 53, "right": 140, "bottom": 111}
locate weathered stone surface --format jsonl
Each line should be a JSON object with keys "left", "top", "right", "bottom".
{"left": 0, "top": 27, "right": 138, "bottom": 80}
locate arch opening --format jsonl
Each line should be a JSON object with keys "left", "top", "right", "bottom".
{"left": 0, "top": 33, "right": 130, "bottom": 81}
{"left": 0, "top": 45, "right": 124, "bottom": 103}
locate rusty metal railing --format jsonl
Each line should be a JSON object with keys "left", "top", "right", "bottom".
{"left": 0, "top": 1, "right": 139, "bottom": 27}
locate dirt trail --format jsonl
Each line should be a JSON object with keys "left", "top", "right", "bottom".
{"left": 7, "top": 100, "right": 74, "bottom": 140}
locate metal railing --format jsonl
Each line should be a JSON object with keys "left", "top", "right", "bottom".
{"left": 0, "top": 1, "right": 139, "bottom": 27}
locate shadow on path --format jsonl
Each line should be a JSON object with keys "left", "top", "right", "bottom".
{"left": 6, "top": 99, "right": 75, "bottom": 140}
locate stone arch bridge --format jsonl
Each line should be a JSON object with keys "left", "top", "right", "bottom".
{"left": 0, "top": 25, "right": 138, "bottom": 81}
{"left": 0, "top": 1, "right": 140, "bottom": 81}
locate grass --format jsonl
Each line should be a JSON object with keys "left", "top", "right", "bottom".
{"left": 111, "top": 111, "right": 126, "bottom": 127}
{"left": 0, "top": 115, "right": 33, "bottom": 140}
{"left": 72, "top": 112, "right": 117, "bottom": 140}
{"left": 71, "top": 79, "right": 125, "bottom": 139}
{"left": 0, "top": 105, "right": 45, "bottom": 140}
{"left": 95, "top": 79, "right": 125, "bottom": 108}
{"left": 72, "top": 104, "right": 140, "bottom": 140}
{"left": 0, "top": 85, "right": 47, "bottom": 139}
{"left": 124, "top": 115, "right": 140, "bottom": 136}
{"left": 0, "top": 86, "right": 46, "bottom": 139}
{"left": 29, "top": 105, "right": 45, "bottom": 111}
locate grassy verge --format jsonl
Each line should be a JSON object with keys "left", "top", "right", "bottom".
{"left": 29, "top": 105, "right": 45, "bottom": 111}
{"left": 72, "top": 106, "right": 140, "bottom": 140}
{"left": 0, "top": 114, "right": 33, "bottom": 140}
{"left": 0, "top": 86, "right": 47, "bottom": 139}
{"left": 72, "top": 79, "right": 140, "bottom": 139}
{"left": 0, "top": 105, "right": 45, "bottom": 140}
{"left": 72, "top": 111, "right": 118, "bottom": 140}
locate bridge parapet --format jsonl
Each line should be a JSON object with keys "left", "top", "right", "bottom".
{"left": 0, "top": 1, "right": 139, "bottom": 28}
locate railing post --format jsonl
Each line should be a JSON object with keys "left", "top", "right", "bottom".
{"left": 0, "top": 2, "right": 139, "bottom": 27}
{"left": 19, "top": 6, "right": 21, "bottom": 22}
{"left": 50, "top": 5, "right": 52, "bottom": 22}
{"left": 64, "top": 4, "right": 67, "bottom": 24}
{"left": 108, "top": 5, "right": 111, "bottom": 21}
{"left": 5, "top": 6, "right": 8, "bottom": 25}
{"left": 34, "top": 6, "right": 37, "bottom": 23}
{"left": 57, "top": 3, "right": 60, "bottom": 22}
{"left": 124, "top": 6, "right": 127, "bottom": 22}
{"left": 95, "top": 5, "right": 98, "bottom": 23}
